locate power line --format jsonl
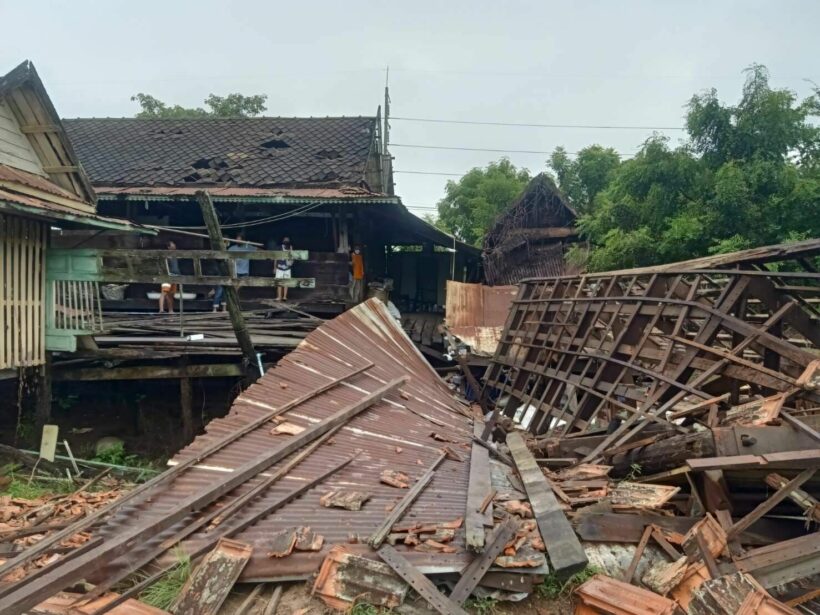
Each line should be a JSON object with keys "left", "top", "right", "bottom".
{"left": 391, "top": 116, "right": 685, "bottom": 131}
{"left": 395, "top": 170, "right": 464, "bottom": 177}
{"left": 391, "top": 143, "right": 631, "bottom": 156}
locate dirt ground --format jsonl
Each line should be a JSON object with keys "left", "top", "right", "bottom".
{"left": 219, "top": 581, "right": 574, "bottom": 614}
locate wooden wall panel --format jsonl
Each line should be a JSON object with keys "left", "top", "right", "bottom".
{"left": 0, "top": 213, "right": 46, "bottom": 369}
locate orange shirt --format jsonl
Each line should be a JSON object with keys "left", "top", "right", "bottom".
{"left": 351, "top": 252, "right": 364, "bottom": 279}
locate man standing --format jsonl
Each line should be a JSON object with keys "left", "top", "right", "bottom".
{"left": 275, "top": 237, "right": 294, "bottom": 301}
{"left": 350, "top": 244, "right": 365, "bottom": 304}
{"left": 213, "top": 232, "right": 255, "bottom": 312}
{"left": 159, "top": 240, "right": 181, "bottom": 313}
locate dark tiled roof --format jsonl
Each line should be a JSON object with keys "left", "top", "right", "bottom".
{"left": 63, "top": 117, "right": 378, "bottom": 189}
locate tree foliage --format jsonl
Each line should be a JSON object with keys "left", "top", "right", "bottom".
{"left": 568, "top": 65, "right": 820, "bottom": 271}
{"left": 433, "top": 159, "right": 531, "bottom": 246}
{"left": 131, "top": 92, "right": 268, "bottom": 118}
{"left": 548, "top": 145, "right": 621, "bottom": 214}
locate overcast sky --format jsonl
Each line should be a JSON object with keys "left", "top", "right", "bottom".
{"left": 2, "top": 1, "right": 817, "bottom": 217}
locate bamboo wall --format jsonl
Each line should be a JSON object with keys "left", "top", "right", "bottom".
{"left": 0, "top": 213, "right": 46, "bottom": 369}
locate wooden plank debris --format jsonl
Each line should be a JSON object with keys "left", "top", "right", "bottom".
{"left": 368, "top": 450, "right": 447, "bottom": 548}
{"left": 465, "top": 422, "right": 492, "bottom": 552}
{"left": 170, "top": 537, "right": 252, "bottom": 615}
{"left": 727, "top": 468, "right": 817, "bottom": 539}
{"left": 378, "top": 545, "right": 470, "bottom": 615}
{"left": 507, "top": 432, "right": 588, "bottom": 578}
{"left": 764, "top": 472, "right": 820, "bottom": 522}
{"left": 450, "top": 517, "right": 518, "bottom": 604}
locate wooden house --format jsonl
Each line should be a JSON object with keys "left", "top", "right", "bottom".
{"left": 482, "top": 173, "right": 578, "bottom": 285}
{"left": 0, "top": 61, "right": 145, "bottom": 377}
{"left": 62, "top": 115, "right": 481, "bottom": 313}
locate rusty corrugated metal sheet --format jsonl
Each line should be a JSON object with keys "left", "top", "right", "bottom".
{"left": 90, "top": 299, "right": 476, "bottom": 586}
{"left": 445, "top": 281, "right": 517, "bottom": 356}
{"left": 0, "top": 164, "right": 85, "bottom": 202}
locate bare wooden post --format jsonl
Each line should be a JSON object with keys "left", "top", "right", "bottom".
{"left": 180, "top": 373, "right": 194, "bottom": 444}
{"left": 195, "top": 191, "right": 257, "bottom": 376}
{"left": 33, "top": 354, "right": 52, "bottom": 430}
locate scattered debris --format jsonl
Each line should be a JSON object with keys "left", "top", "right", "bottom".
{"left": 380, "top": 469, "right": 411, "bottom": 488}
{"left": 319, "top": 490, "right": 371, "bottom": 511}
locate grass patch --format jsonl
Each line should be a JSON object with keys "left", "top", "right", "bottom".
{"left": 139, "top": 548, "right": 191, "bottom": 610}
{"left": 347, "top": 603, "right": 397, "bottom": 615}
{"left": 465, "top": 596, "right": 500, "bottom": 614}
{"left": 537, "top": 566, "right": 599, "bottom": 600}
{"left": 2, "top": 475, "right": 74, "bottom": 500}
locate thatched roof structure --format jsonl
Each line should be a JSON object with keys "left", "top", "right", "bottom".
{"left": 482, "top": 173, "right": 578, "bottom": 285}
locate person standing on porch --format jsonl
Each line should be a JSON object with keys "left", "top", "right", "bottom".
{"left": 275, "top": 237, "right": 294, "bottom": 301}
{"left": 350, "top": 244, "right": 365, "bottom": 304}
{"left": 159, "top": 240, "right": 181, "bottom": 313}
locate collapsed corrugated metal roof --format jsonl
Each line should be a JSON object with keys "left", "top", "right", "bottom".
{"left": 0, "top": 299, "right": 486, "bottom": 613}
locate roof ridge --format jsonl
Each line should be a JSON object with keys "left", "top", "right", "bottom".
{"left": 64, "top": 116, "right": 377, "bottom": 121}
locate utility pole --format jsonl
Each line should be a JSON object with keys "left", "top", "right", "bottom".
{"left": 195, "top": 191, "right": 258, "bottom": 378}
{"left": 382, "top": 66, "right": 392, "bottom": 194}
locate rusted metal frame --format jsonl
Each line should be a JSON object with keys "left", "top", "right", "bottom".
{"left": 509, "top": 293, "right": 809, "bottom": 368}
{"left": 481, "top": 279, "right": 565, "bottom": 439}
{"left": 0, "top": 378, "right": 402, "bottom": 615}
{"left": 368, "top": 450, "right": 447, "bottom": 548}
{"left": 490, "top": 361, "right": 684, "bottom": 431}
{"left": 574, "top": 276, "right": 705, "bottom": 432}
{"left": 0, "top": 361, "right": 374, "bottom": 582}
{"left": 581, "top": 276, "right": 754, "bottom": 462}
{"left": 533, "top": 275, "right": 623, "bottom": 435}
{"left": 83, "top": 423, "right": 345, "bottom": 605}
{"left": 504, "top": 278, "right": 573, "bottom": 417}
{"left": 512, "top": 341, "right": 714, "bottom": 405}
{"left": 514, "top": 275, "right": 595, "bottom": 434}
{"left": 512, "top": 276, "right": 586, "bottom": 431}
{"left": 730, "top": 290, "right": 750, "bottom": 403}
{"left": 555, "top": 275, "right": 645, "bottom": 433}
{"left": 745, "top": 274, "right": 820, "bottom": 348}
{"left": 644, "top": 273, "right": 703, "bottom": 400}
{"left": 726, "top": 468, "right": 817, "bottom": 540}
{"left": 88, "top": 454, "right": 357, "bottom": 615}
{"left": 378, "top": 545, "right": 470, "bottom": 615}
{"left": 449, "top": 517, "right": 519, "bottom": 604}
{"left": 535, "top": 275, "right": 637, "bottom": 435}
{"left": 563, "top": 274, "right": 669, "bottom": 434}
{"left": 663, "top": 334, "right": 798, "bottom": 386}
{"left": 586, "top": 293, "right": 796, "bottom": 463}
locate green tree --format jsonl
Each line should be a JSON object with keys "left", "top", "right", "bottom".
{"left": 573, "top": 65, "right": 820, "bottom": 271}
{"left": 434, "top": 158, "right": 531, "bottom": 246}
{"left": 131, "top": 93, "right": 268, "bottom": 118}
{"left": 548, "top": 145, "right": 621, "bottom": 213}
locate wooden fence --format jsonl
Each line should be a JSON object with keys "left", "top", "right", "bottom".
{"left": 0, "top": 213, "right": 46, "bottom": 370}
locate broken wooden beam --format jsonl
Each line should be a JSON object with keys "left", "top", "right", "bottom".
{"left": 368, "top": 450, "right": 446, "bottom": 548}
{"left": 378, "top": 545, "right": 470, "bottom": 615}
{"left": 465, "top": 422, "right": 492, "bottom": 552}
{"left": 506, "top": 432, "right": 588, "bottom": 579}
{"left": 727, "top": 468, "right": 817, "bottom": 540}
{"left": 764, "top": 472, "right": 820, "bottom": 522}
{"left": 450, "top": 517, "right": 518, "bottom": 604}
